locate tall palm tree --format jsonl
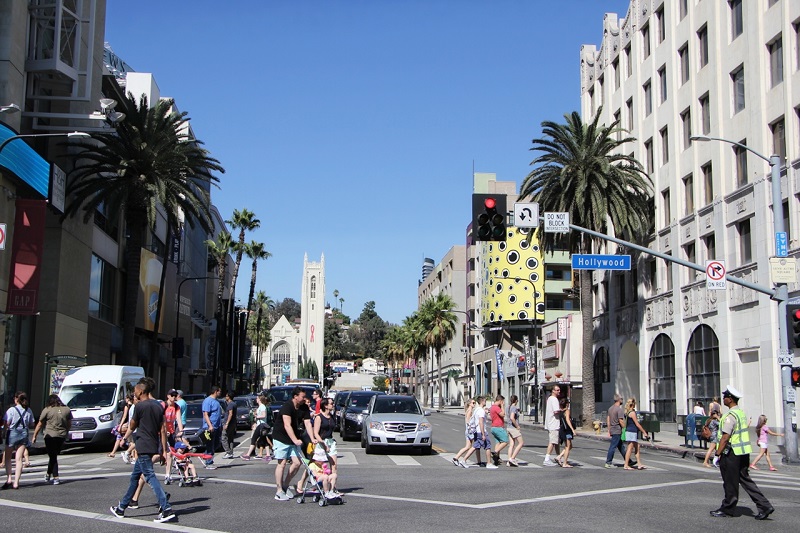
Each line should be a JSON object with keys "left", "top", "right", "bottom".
{"left": 400, "top": 313, "right": 426, "bottom": 404}
{"left": 205, "top": 231, "right": 234, "bottom": 382}
{"left": 418, "top": 294, "right": 457, "bottom": 410}
{"left": 226, "top": 209, "right": 260, "bottom": 317}
{"left": 519, "top": 107, "right": 652, "bottom": 423}
{"left": 243, "top": 241, "right": 272, "bottom": 318}
{"left": 339, "top": 297, "right": 344, "bottom": 313}
{"left": 333, "top": 289, "right": 339, "bottom": 309}
{"left": 66, "top": 93, "right": 224, "bottom": 363}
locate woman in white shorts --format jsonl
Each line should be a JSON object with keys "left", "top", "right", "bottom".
{"left": 506, "top": 395, "right": 524, "bottom": 467}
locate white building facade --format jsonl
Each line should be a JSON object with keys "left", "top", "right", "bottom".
{"left": 580, "top": 0, "right": 800, "bottom": 428}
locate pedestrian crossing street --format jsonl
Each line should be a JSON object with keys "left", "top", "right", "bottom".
{"left": 10, "top": 449, "right": 800, "bottom": 495}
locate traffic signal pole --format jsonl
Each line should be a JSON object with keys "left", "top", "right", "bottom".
{"left": 546, "top": 175, "right": 798, "bottom": 461}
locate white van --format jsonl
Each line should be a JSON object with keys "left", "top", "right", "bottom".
{"left": 58, "top": 365, "right": 144, "bottom": 446}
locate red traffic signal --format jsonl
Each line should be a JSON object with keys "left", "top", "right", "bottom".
{"left": 472, "top": 194, "right": 507, "bottom": 242}
{"left": 789, "top": 305, "right": 800, "bottom": 349}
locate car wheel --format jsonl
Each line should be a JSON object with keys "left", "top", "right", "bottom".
{"left": 364, "top": 437, "right": 374, "bottom": 454}
{"left": 419, "top": 445, "right": 432, "bottom": 455}
{"left": 360, "top": 434, "right": 366, "bottom": 448}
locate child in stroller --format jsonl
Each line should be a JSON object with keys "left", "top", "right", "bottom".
{"left": 167, "top": 442, "right": 207, "bottom": 487}
{"left": 296, "top": 444, "right": 343, "bottom": 506}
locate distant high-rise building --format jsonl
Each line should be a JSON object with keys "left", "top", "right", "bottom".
{"left": 420, "top": 258, "right": 434, "bottom": 284}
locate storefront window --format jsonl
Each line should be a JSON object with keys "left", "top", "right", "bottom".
{"left": 686, "top": 325, "right": 720, "bottom": 413}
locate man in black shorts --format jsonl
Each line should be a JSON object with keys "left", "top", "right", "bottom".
{"left": 111, "top": 382, "right": 175, "bottom": 523}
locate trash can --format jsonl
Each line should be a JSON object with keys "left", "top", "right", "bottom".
{"left": 637, "top": 411, "right": 660, "bottom": 440}
{"left": 677, "top": 414, "right": 687, "bottom": 437}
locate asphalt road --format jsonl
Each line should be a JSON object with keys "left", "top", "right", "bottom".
{"left": 2, "top": 412, "right": 798, "bottom": 532}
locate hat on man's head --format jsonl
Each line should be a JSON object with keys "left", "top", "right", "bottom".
{"left": 722, "top": 385, "right": 743, "bottom": 400}
{"left": 176, "top": 390, "right": 184, "bottom": 397}
{"left": 167, "top": 389, "right": 178, "bottom": 397}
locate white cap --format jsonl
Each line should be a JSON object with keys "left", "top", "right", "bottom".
{"left": 722, "top": 385, "right": 743, "bottom": 400}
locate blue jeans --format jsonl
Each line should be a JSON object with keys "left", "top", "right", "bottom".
{"left": 606, "top": 433, "right": 626, "bottom": 464}
{"left": 120, "top": 454, "right": 170, "bottom": 511}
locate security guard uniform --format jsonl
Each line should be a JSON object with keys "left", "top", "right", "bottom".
{"left": 715, "top": 389, "right": 773, "bottom": 518}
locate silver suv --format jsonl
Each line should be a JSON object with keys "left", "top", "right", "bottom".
{"left": 361, "top": 395, "right": 433, "bottom": 455}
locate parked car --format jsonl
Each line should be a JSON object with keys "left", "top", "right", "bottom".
{"left": 233, "top": 395, "right": 257, "bottom": 429}
{"left": 265, "top": 385, "right": 318, "bottom": 424}
{"left": 338, "top": 390, "right": 384, "bottom": 440}
{"left": 181, "top": 400, "right": 225, "bottom": 451}
{"left": 361, "top": 395, "right": 433, "bottom": 454}
{"left": 333, "top": 391, "right": 349, "bottom": 425}
{"left": 181, "top": 393, "right": 206, "bottom": 402}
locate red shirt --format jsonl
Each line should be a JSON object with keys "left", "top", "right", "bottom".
{"left": 489, "top": 404, "right": 504, "bottom": 428}
{"left": 164, "top": 404, "right": 180, "bottom": 435}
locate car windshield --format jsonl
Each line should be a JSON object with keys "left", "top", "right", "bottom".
{"left": 235, "top": 399, "right": 250, "bottom": 409}
{"left": 60, "top": 384, "right": 117, "bottom": 409}
{"left": 373, "top": 398, "right": 421, "bottom": 415}
{"left": 185, "top": 404, "right": 203, "bottom": 419}
{"left": 349, "top": 395, "right": 373, "bottom": 408}
{"left": 268, "top": 389, "right": 292, "bottom": 403}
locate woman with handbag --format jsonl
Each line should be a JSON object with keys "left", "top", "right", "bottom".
{"left": 3, "top": 392, "right": 35, "bottom": 489}
{"left": 702, "top": 410, "right": 721, "bottom": 467}
{"left": 241, "top": 394, "right": 272, "bottom": 460}
{"left": 622, "top": 397, "right": 649, "bottom": 471}
{"left": 32, "top": 394, "right": 73, "bottom": 485}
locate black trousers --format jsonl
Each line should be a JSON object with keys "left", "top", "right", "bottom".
{"left": 44, "top": 435, "right": 65, "bottom": 477}
{"left": 718, "top": 452, "right": 771, "bottom": 514}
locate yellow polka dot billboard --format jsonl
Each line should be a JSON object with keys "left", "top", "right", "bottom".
{"left": 481, "top": 228, "right": 545, "bottom": 323}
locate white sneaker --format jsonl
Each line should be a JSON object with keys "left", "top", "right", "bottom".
{"left": 543, "top": 459, "right": 558, "bottom": 467}
{"left": 121, "top": 451, "right": 130, "bottom": 464}
{"left": 486, "top": 463, "right": 499, "bottom": 469}
{"left": 274, "top": 491, "right": 290, "bottom": 501}
{"left": 324, "top": 491, "right": 338, "bottom": 499}
{"left": 285, "top": 487, "right": 296, "bottom": 498}
{"left": 457, "top": 459, "right": 468, "bottom": 468}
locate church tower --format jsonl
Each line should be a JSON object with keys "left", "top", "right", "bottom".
{"left": 300, "top": 253, "right": 325, "bottom": 383}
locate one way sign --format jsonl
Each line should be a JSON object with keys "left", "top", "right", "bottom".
{"left": 514, "top": 202, "right": 539, "bottom": 229}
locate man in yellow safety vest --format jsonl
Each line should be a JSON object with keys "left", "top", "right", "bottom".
{"left": 710, "top": 385, "right": 774, "bottom": 520}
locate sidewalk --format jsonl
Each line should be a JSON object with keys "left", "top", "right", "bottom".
{"left": 436, "top": 405, "right": 797, "bottom": 467}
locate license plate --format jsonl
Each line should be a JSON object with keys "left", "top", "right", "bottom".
{"left": 70, "top": 432, "right": 84, "bottom": 440}
{"left": 394, "top": 434, "right": 407, "bottom": 442}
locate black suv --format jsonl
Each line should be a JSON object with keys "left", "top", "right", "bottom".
{"left": 338, "top": 390, "right": 384, "bottom": 440}
{"left": 265, "top": 385, "right": 318, "bottom": 424}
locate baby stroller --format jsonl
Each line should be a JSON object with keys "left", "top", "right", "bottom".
{"left": 295, "top": 444, "right": 344, "bottom": 507}
{"left": 167, "top": 442, "right": 210, "bottom": 487}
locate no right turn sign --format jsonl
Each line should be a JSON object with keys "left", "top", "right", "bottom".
{"left": 706, "top": 260, "right": 726, "bottom": 290}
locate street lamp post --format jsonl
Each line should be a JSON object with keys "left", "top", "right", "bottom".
{"left": 174, "top": 276, "right": 216, "bottom": 387}
{"left": 501, "top": 275, "right": 542, "bottom": 423}
{"left": 448, "top": 309, "right": 473, "bottom": 405}
{"left": 691, "top": 135, "right": 797, "bottom": 463}
{"left": 0, "top": 131, "right": 90, "bottom": 155}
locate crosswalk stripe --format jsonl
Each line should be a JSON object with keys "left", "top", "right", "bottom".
{"left": 388, "top": 455, "right": 420, "bottom": 466}
{"left": 335, "top": 451, "right": 358, "bottom": 465}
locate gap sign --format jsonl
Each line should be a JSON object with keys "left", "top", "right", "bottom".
{"left": 572, "top": 254, "right": 631, "bottom": 270}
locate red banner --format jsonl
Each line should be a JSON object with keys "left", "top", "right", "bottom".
{"left": 5, "top": 199, "right": 47, "bottom": 315}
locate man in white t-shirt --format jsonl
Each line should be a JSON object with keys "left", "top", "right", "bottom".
{"left": 543, "top": 386, "right": 562, "bottom": 466}
{"left": 470, "top": 396, "right": 495, "bottom": 468}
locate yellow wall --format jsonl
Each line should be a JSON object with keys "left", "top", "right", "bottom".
{"left": 481, "top": 228, "right": 544, "bottom": 323}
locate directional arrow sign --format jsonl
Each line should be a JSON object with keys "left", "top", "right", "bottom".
{"left": 705, "top": 260, "right": 726, "bottom": 291}
{"left": 514, "top": 202, "right": 539, "bottom": 229}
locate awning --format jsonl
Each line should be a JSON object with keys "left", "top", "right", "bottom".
{"left": 0, "top": 123, "right": 51, "bottom": 197}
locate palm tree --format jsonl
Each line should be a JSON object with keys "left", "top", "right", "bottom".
{"left": 400, "top": 313, "right": 426, "bottom": 404}
{"left": 244, "top": 241, "right": 272, "bottom": 326}
{"left": 333, "top": 289, "right": 339, "bottom": 309}
{"left": 66, "top": 93, "right": 224, "bottom": 363}
{"left": 226, "top": 209, "right": 260, "bottom": 317}
{"left": 339, "top": 297, "right": 344, "bottom": 313}
{"left": 205, "top": 231, "right": 234, "bottom": 382}
{"left": 519, "top": 107, "right": 652, "bottom": 423}
{"left": 418, "top": 294, "right": 457, "bottom": 410}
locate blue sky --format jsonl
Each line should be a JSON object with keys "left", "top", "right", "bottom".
{"left": 105, "top": 0, "right": 631, "bottom": 325}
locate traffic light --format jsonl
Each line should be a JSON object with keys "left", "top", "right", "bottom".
{"left": 472, "top": 194, "right": 507, "bottom": 241}
{"left": 792, "top": 367, "right": 800, "bottom": 388}
{"left": 787, "top": 304, "right": 800, "bottom": 348}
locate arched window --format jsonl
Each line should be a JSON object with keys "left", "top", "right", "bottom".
{"left": 686, "top": 324, "right": 720, "bottom": 414}
{"left": 272, "top": 342, "right": 290, "bottom": 376}
{"left": 310, "top": 276, "right": 316, "bottom": 299}
{"left": 594, "top": 347, "right": 610, "bottom": 402}
{"left": 649, "top": 334, "right": 676, "bottom": 422}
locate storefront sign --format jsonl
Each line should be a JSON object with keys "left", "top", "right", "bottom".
{"left": 542, "top": 343, "right": 558, "bottom": 361}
